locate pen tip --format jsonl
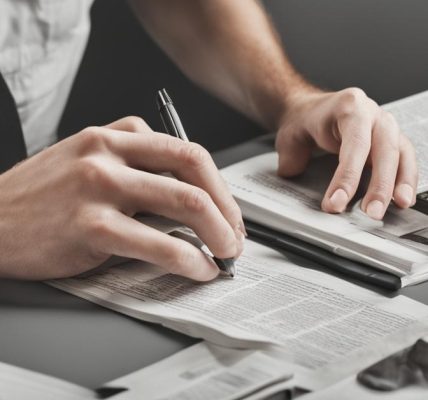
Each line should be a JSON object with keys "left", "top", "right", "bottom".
{"left": 213, "top": 257, "right": 236, "bottom": 278}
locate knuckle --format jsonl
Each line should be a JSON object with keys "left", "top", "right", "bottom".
{"left": 342, "top": 87, "right": 367, "bottom": 102}
{"left": 337, "top": 87, "right": 367, "bottom": 116}
{"left": 89, "top": 209, "right": 114, "bottom": 237}
{"left": 179, "top": 142, "right": 211, "bottom": 170}
{"left": 77, "top": 127, "right": 108, "bottom": 153}
{"left": 350, "top": 131, "right": 370, "bottom": 149}
{"left": 382, "top": 111, "right": 398, "bottom": 126}
{"left": 370, "top": 179, "right": 394, "bottom": 199}
{"left": 123, "top": 116, "right": 148, "bottom": 132}
{"left": 385, "top": 139, "right": 400, "bottom": 153}
{"left": 341, "top": 87, "right": 366, "bottom": 104}
{"left": 374, "top": 178, "right": 392, "bottom": 192}
{"left": 80, "top": 208, "right": 114, "bottom": 241}
{"left": 337, "top": 165, "right": 361, "bottom": 190}
{"left": 182, "top": 187, "right": 212, "bottom": 213}
{"left": 76, "top": 157, "right": 111, "bottom": 187}
{"left": 379, "top": 111, "right": 400, "bottom": 140}
{"left": 158, "top": 134, "right": 177, "bottom": 154}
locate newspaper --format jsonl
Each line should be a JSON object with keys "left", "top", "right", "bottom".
{"left": 102, "top": 341, "right": 428, "bottom": 400}
{"left": 101, "top": 342, "right": 294, "bottom": 400}
{"left": 0, "top": 361, "right": 95, "bottom": 400}
{"left": 49, "top": 240, "right": 428, "bottom": 392}
{"left": 221, "top": 90, "right": 428, "bottom": 286}
{"left": 221, "top": 151, "right": 428, "bottom": 286}
{"left": 384, "top": 90, "right": 428, "bottom": 192}
{"left": 298, "top": 375, "right": 428, "bottom": 400}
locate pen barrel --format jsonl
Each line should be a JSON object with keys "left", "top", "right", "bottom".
{"left": 159, "top": 104, "right": 189, "bottom": 142}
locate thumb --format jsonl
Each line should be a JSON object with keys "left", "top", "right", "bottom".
{"left": 276, "top": 130, "right": 313, "bottom": 177}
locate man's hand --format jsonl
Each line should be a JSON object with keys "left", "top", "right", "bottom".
{"left": 128, "top": 1, "right": 418, "bottom": 220}
{"left": 0, "top": 117, "right": 245, "bottom": 281}
{"left": 275, "top": 88, "right": 418, "bottom": 220}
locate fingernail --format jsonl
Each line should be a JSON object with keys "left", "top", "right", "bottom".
{"left": 239, "top": 219, "right": 248, "bottom": 237}
{"left": 329, "top": 189, "right": 349, "bottom": 213}
{"left": 235, "top": 226, "right": 245, "bottom": 256}
{"left": 366, "top": 200, "right": 385, "bottom": 220}
{"left": 395, "top": 183, "right": 414, "bottom": 207}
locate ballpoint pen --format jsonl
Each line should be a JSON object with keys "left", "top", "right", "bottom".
{"left": 156, "top": 88, "right": 236, "bottom": 278}
{"left": 245, "top": 220, "right": 402, "bottom": 291}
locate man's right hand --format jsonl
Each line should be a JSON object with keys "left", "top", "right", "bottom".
{"left": 0, "top": 117, "right": 245, "bottom": 281}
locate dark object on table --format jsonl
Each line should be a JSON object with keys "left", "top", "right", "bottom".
{"left": 412, "top": 191, "right": 428, "bottom": 215}
{"left": 357, "top": 337, "right": 428, "bottom": 391}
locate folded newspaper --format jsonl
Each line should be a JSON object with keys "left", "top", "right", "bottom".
{"left": 49, "top": 239, "right": 428, "bottom": 393}
{"left": 221, "top": 90, "right": 428, "bottom": 287}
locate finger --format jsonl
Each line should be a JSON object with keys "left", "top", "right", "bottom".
{"left": 393, "top": 134, "right": 418, "bottom": 208}
{"left": 91, "top": 210, "right": 219, "bottom": 281}
{"left": 360, "top": 112, "right": 400, "bottom": 219}
{"left": 104, "top": 116, "right": 152, "bottom": 133}
{"left": 100, "top": 128, "right": 245, "bottom": 236}
{"left": 112, "top": 165, "right": 241, "bottom": 259}
{"left": 276, "top": 128, "right": 314, "bottom": 177}
{"left": 321, "top": 114, "right": 372, "bottom": 213}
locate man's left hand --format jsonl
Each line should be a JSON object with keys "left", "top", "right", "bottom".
{"left": 275, "top": 87, "right": 418, "bottom": 220}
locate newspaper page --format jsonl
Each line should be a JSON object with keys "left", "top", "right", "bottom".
{"left": 383, "top": 90, "right": 428, "bottom": 192}
{"left": 49, "top": 240, "right": 428, "bottom": 391}
{"left": 298, "top": 375, "right": 428, "bottom": 400}
{"left": 102, "top": 342, "right": 428, "bottom": 400}
{"left": 101, "top": 342, "right": 294, "bottom": 400}
{"left": 221, "top": 152, "right": 428, "bottom": 283}
{"left": 0, "top": 361, "right": 95, "bottom": 400}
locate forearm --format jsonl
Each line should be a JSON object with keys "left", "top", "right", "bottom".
{"left": 129, "top": 1, "right": 418, "bottom": 222}
{"left": 128, "top": 0, "right": 315, "bottom": 131}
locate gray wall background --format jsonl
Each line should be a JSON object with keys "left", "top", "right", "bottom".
{"left": 59, "top": 0, "right": 428, "bottom": 152}
{"left": 265, "top": 0, "right": 428, "bottom": 102}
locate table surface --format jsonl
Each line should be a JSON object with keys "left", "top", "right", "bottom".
{"left": 1, "top": 134, "right": 427, "bottom": 392}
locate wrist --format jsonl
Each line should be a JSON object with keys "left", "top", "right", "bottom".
{"left": 250, "top": 79, "right": 324, "bottom": 132}
{"left": 277, "top": 84, "right": 325, "bottom": 130}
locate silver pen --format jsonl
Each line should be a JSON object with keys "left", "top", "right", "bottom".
{"left": 156, "top": 88, "right": 236, "bottom": 277}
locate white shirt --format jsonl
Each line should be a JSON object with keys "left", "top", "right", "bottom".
{"left": 0, "top": 0, "right": 94, "bottom": 156}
